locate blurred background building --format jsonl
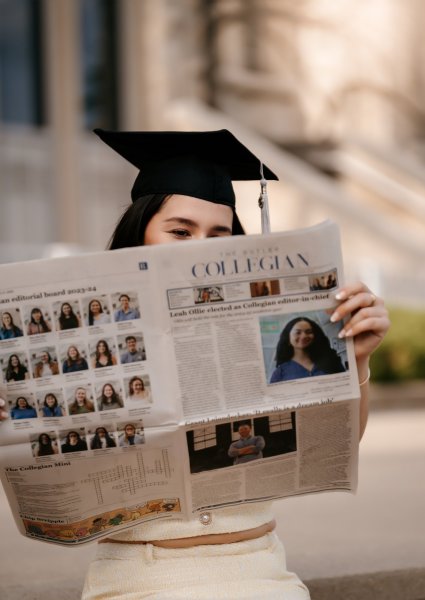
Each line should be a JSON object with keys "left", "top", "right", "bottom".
{"left": 1, "top": 0, "right": 425, "bottom": 307}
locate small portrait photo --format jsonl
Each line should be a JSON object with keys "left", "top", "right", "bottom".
{"left": 194, "top": 286, "right": 224, "bottom": 304}
{"left": 24, "top": 305, "right": 52, "bottom": 336}
{"left": 118, "top": 333, "right": 146, "bottom": 364}
{"left": 309, "top": 270, "right": 338, "bottom": 291}
{"left": 0, "top": 308, "right": 24, "bottom": 341}
{"left": 54, "top": 300, "right": 82, "bottom": 331}
{"left": 37, "top": 390, "right": 66, "bottom": 418}
{"left": 60, "top": 342, "right": 89, "bottom": 374}
{"left": 60, "top": 428, "right": 88, "bottom": 453}
{"left": 1, "top": 352, "right": 30, "bottom": 383}
{"left": 117, "top": 421, "right": 145, "bottom": 447}
{"left": 96, "top": 381, "right": 124, "bottom": 412}
{"left": 112, "top": 292, "right": 141, "bottom": 323}
{"left": 31, "top": 431, "right": 59, "bottom": 457}
{"left": 90, "top": 338, "right": 117, "bottom": 369}
{"left": 83, "top": 296, "right": 111, "bottom": 327}
{"left": 31, "top": 347, "right": 60, "bottom": 379}
{"left": 9, "top": 394, "right": 38, "bottom": 420}
{"left": 67, "top": 384, "right": 96, "bottom": 415}
{"left": 88, "top": 425, "right": 117, "bottom": 450}
{"left": 250, "top": 280, "right": 280, "bottom": 298}
{"left": 260, "top": 310, "right": 347, "bottom": 384}
{"left": 125, "top": 374, "right": 152, "bottom": 403}
{"left": 186, "top": 413, "right": 297, "bottom": 474}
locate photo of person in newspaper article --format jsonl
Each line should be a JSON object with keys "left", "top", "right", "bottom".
{"left": 261, "top": 310, "right": 347, "bottom": 384}
{"left": 186, "top": 413, "right": 297, "bottom": 474}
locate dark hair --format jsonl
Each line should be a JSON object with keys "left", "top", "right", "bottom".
{"left": 5, "top": 354, "right": 27, "bottom": 381}
{"left": 88, "top": 299, "right": 104, "bottom": 326}
{"left": 125, "top": 336, "right": 136, "bottom": 343}
{"left": 66, "top": 431, "right": 82, "bottom": 443}
{"left": 274, "top": 317, "right": 345, "bottom": 374}
{"left": 43, "top": 393, "right": 59, "bottom": 416}
{"left": 95, "top": 339, "right": 113, "bottom": 363}
{"left": 119, "top": 294, "right": 130, "bottom": 301}
{"left": 108, "top": 194, "right": 245, "bottom": 249}
{"left": 59, "top": 302, "right": 79, "bottom": 330}
{"left": 1, "top": 311, "right": 21, "bottom": 335}
{"left": 100, "top": 383, "right": 123, "bottom": 409}
{"left": 14, "top": 396, "right": 30, "bottom": 409}
{"left": 38, "top": 433, "right": 55, "bottom": 456}
{"left": 129, "top": 376, "right": 144, "bottom": 395}
{"left": 90, "top": 427, "right": 117, "bottom": 449}
{"left": 30, "top": 308, "right": 50, "bottom": 332}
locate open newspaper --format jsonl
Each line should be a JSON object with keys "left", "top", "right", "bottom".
{"left": 0, "top": 220, "right": 360, "bottom": 546}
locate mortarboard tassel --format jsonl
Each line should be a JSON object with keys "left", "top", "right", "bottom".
{"left": 258, "top": 163, "right": 270, "bottom": 234}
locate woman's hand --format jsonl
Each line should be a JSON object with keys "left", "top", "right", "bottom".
{"left": 331, "top": 282, "right": 390, "bottom": 362}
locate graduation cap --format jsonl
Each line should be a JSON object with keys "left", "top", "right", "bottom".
{"left": 94, "top": 128, "right": 278, "bottom": 232}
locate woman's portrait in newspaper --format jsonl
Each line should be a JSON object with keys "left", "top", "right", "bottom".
{"left": 37, "top": 390, "right": 65, "bottom": 417}
{"left": 83, "top": 296, "right": 111, "bottom": 327}
{"left": 10, "top": 395, "right": 37, "bottom": 420}
{"left": 2, "top": 352, "right": 30, "bottom": 383}
{"left": 0, "top": 308, "right": 24, "bottom": 340}
{"left": 54, "top": 300, "right": 82, "bottom": 331}
{"left": 261, "top": 310, "right": 347, "bottom": 383}
{"left": 89, "top": 426, "right": 117, "bottom": 450}
{"left": 60, "top": 428, "right": 88, "bottom": 453}
{"left": 31, "top": 432, "right": 59, "bottom": 457}
{"left": 25, "top": 305, "right": 52, "bottom": 336}
{"left": 67, "top": 385, "right": 95, "bottom": 415}
{"left": 90, "top": 338, "right": 117, "bottom": 369}
{"left": 61, "top": 343, "right": 89, "bottom": 374}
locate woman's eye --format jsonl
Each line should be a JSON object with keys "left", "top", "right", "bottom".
{"left": 170, "top": 229, "right": 191, "bottom": 239}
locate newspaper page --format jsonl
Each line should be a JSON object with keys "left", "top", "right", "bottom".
{"left": 0, "top": 220, "right": 360, "bottom": 545}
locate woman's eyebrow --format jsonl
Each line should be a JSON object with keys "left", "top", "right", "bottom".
{"left": 163, "top": 217, "right": 232, "bottom": 233}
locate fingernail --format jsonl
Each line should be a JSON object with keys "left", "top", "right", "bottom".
{"left": 330, "top": 312, "right": 339, "bottom": 323}
{"left": 335, "top": 291, "right": 346, "bottom": 300}
{"left": 344, "top": 329, "right": 353, "bottom": 337}
{"left": 338, "top": 330, "right": 346, "bottom": 338}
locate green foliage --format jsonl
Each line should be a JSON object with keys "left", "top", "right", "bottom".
{"left": 370, "top": 307, "right": 425, "bottom": 382}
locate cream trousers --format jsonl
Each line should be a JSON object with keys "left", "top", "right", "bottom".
{"left": 82, "top": 532, "right": 310, "bottom": 600}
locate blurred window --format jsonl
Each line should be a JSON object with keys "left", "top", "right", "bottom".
{"left": 0, "top": 0, "right": 44, "bottom": 125}
{"left": 80, "top": 0, "right": 119, "bottom": 130}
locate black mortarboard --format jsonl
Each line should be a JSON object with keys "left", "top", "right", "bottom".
{"left": 93, "top": 129, "right": 278, "bottom": 208}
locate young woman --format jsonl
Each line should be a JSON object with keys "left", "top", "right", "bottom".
{"left": 0, "top": 129, "right": 390, "bottom": 599}
{"left": 68, "top": 387, "right": 95, "bottom": 415}
{"left": 27, "top": 307, "right": 51, "bottom": 335}
{"left": 5, "top": 354, "right": 29, "bottom": 382}
{"left": 36, "top": 433, "right": 58, "bottom": 456}
{"left": 92, "top": 339, "right": 117, "bottom": 369}
{"left": 62, "top": 345, "right": 89, "bottom": 373}
{"left": 270, "top": 316, "right": 345, "bottom": 383}
{"left": 87, "top": 299, "right": 110, "bottom": 326}
{"left": 58, "top": 302, "right": 81, "bottom": 330}
{"left": 98, "top": 383, "right": 123, "bottom": 411}
{"left": 61, "top": 430, "right": 88, "bottom": 453}
{"left": 127, "top": 376, "right": 150, "bottom": 402}
{"left": 11, "top": 396, "right": 37, "bottom": 420}
{"left": 0, "top": 311, "right": 23, "bottom": 339}
{"left": 33, "top": 350, "right": 59, "bottom": 379}
{"left": 90, "top": 427, "right": 117, "bottom": 449}
{"left": 41, "top": 393, "right": 63, "bottom": 417}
